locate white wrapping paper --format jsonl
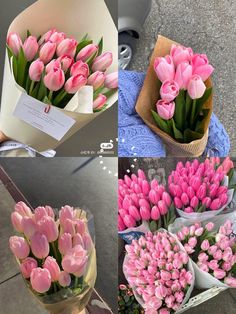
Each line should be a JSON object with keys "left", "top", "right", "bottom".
{"left": 118, "top": 221, "right": 150, "bottom": 244}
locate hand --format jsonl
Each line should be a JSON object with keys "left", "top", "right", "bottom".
{"left": 0, "top": 131, "right": 8, "bottom": 143}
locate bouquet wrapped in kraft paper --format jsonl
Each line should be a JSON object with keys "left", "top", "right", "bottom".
{"left": 136, "top": 35, "right": 213, "bottom": 157}
{"left": 0, "top": 0, "right": 118, "bottom": 152}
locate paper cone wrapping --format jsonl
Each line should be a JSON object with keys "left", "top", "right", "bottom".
{"left": 0, "top": 0, "right": 118, "bottom": 152}
{"left": 135, "top": 35, "right": 213, "bottom": 157}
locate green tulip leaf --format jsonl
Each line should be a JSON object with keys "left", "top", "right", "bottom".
{"left": 87, "top": 50, "right": 98, "bottom": 67}
{"left": 37, "top": 75, "right": 48, "bottom": 101}
{"left": 97, "top": 37, "right": 103, "bottom": 56}
{"left": 173, "top": 89, "right": 186, "bottom": 131}
{"left": 195, "top": 109, "right": 210, "bottom": 133}
{"left": 183, "top": 128, "right": 204, "bottom": 142}
{"left": 17, "top": 47, "right": 27, "bottom": 87}
{"left": 193, "top": 87, "right": 212, "bottom": 123}
{"left": 27, "top": 30, "right": 31, "bottom": 37}
{"left": 170, "top": 119, "right": 184, "bottom": 142}
{"left": 185, "top": 92, "right": 192, "bottom": 128}
{"left": 80, "top": 33, "right": 89, "bottom": 41}
{"left": 151, "top": 110, "right": 172, "bottom": 136}
{"left": 76, "top": 40, "right": 93, "bottom": 55}
{"left": 149, "top": 221, "right": 158, "bottom": 232}
{"left": 6, "top": 44, "right": 13, "bottom": 60}
{"left": 12, "top": 56, "right": 18, "bottom": 82}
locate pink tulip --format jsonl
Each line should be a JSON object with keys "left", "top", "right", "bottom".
{"left": 76, "top": 44, "right": 98, "bottom": 62}
{"left": 159, "top": 309, "right": 170, "bottom": 314}
{"left": 192, "top": 54, "right": 214, "bottom": 81}
{"left": 104, "top": 72, "right": 118, "bottom": 89}
{"left": 57, "top": 55, "right": 74, "bottom": 72}
{"left": 57, "top": 38, "right": 78, "bottom": 58}
{"left": 170, "top": 44, "right": 193, "bottom": 66}
{"left": 151, "top": 206, "right": 160, "bottom": 220}
{"left": 59, "top": 206, "right": 75, "bottom": 226}
{"left": 174, "top": 62, "right": 192, "bottom": 90}
{"left": 210, "top": 198, "right": 221, "bottom": 210}
{"left": 49, "top": 31, "right": 66, "bottom": 45}
{"left": 184, "top": 206, "right": 194, "bottom": 213}
{"left": 9, "top": 236, "right": 30, "bottom": 259}
{"left": 181, "top": 193, "right": 189, "bottom": 206}
{"left": 63, "top": 219, "right": 76, "bottom": 236}
{"left": 43, "top": 256, "right": 60, "bottom": 282}
{"left": 158, "top": 200, "right": 168, "bottom": 215}
{"left": 142, "top": 180, "right": 150, "bottom": 195}
{"left": 209, "top": 184, "right": 219, "bottom": 198}
{"left": 37, "top": 216, "right": 58, "bottom": 242}
{"left": 23, "top": 36, "right": 39, "bottom": 61}
{"left": 202, "top": 197, "right": 212, "bottom": 208}
{"left": 39, "top": 41, "right": 57, "bottom": 64}
{"left": 138, "top": 169, "right": 146, "bottom": 179}
{"left": 188, "top": 236, "right": 197, "bottom": 248}
{"left": 195, "top": 227, "right": 204, "bottom": 236}
{"left": 93, "top": 94, "right": 107, "bottom": 110}
{"left": 162, "top": 192, "right": 172, "bottom": 207}
{"left": 213, "top": 250, "right": 223, "bottom": 260}
{"left": 224, "top": 277, "right": 236, "bottom": 287}
{"left": 59, "top": 271, "right": 71, "bottom": 287}
{"left": 201, "top": 239, "right": 210, "bottom": 251}
{"left": 87, "top": 71, "right": 105, "bottom": 90}
{"left": 217, "top": 186, "right": 228, "bottom": 196}
{"left": 11, "top": 212, "right": 23, "bottom": 233}
{"left": 196, "top": 184, "right": 206, "bottom": 200}
{"left": 30, "top": 232, "right": 49, "bottom": 259}
{"left": 82, "top": 233, "right": 93, "bottom": 252}
{"left": 118, "top": 215, "right": 126, "bottom": 231}
{"left": 58, "top": 233, "right": 72, "bottom": 255}
{"left": 154, "top": 55, "right": 175, "bottom": 82}
{"left": 213, "top": 269, "right": 226, "bottom": 280}
{"left": 75, "top": 219, "right": 86, "bottom": 235}
{"left": 187, "top": 74, "right": 206, "bottom": 99}
{"left": 219, "top": 193, "right": 228, "bottom": 206}
{"left": 34, "top": 206, "right": 54, "bottom": 221}
{"left": 92, "top": 52, "right": 113, "bottom": 72}
{"left": 15, "top": 202, "right": 32, "bottom": 217}
{"left": 221, "top": 157, "right": 234, "bottom": 175}
{"left": 160, "top": 80, "right": 179, "bottom": 102}
{"left": 190, "top": 196, "right": 199, "bottom": 209}
{"left": 205, "top": 222, "right": 214, "bottom": 231}
{"left": 128, "top": 205, "right": 141, "bottom": 221}
{"left": 7, "top": 32, "right": 22, "bottom": 56}
{"left": 174, "top": 197, "right": 183, "bottom": 208}
{"left": 198, "top": 252, "right": 208, "bottom": 263}
{"left": 44, "top": 67, "right": 65, "bottom": 91}
{"left": 73, "top": 233, "right": 84, "bottom": 247}
{"left": 122, "top": 197, "right": 133, "bottom": 210}
{"left": 123, "top": 215, "right": 136, "bottom": 228}
{"left": 156, "top": 99, "right": 175, "bottom": 120}
{"left": 22, "top": 216, "right": 37, "bottom": 238}
{"left": 62, "top": 245, "right": 88, "bottom": 277}
{"left": 149, "top": 189, "right": 160, "bottom": 204}
{"left": 70, "top": 60, "right": 89, "bottom": 77}
{"left": 46, "top": 59, "right": 61, "bottom": 74}
{"left": 38, "top": 28, "right": 56, "bottom": 45}
{"left": 64, "top": 74, "right": 87, "bottom": 94}
{"left": 29, "top": 59, "right": 44, "bottom": 82}
{"left": 30, "top": 267, "right": 51, "bottom": 293}
{"left": 20, "top": 257, "right": 38, "bottom": 278}
{"left": 140, "top": 206, "right": 151, "bottom": 220}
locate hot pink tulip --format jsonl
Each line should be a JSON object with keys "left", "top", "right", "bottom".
{"left": 149, "top": 190, "right": 160, "bottom": 204}
{"left": 37, "top": 216, "right": 58, "bottom": 242}
{"left": 210, "top": 198, "right": 221, "bottom": 211}
{"left": 49, "top": 31, "right": 66, "bottom": 45}
{"left": 174, "top": 197, "right": 183, "bottom": 208}
{"left": 64, "top": 74, "right": 87, "bottom": 94}
{"left": 39, "top": 41, "right": 57, "bottom": 64}
{"left": 43, "top": 256, "right": 60, "bottom": 282}
{"left": 62, "top": 245, "right": 88, "bottom": 277}
{"left": 58, "top": 233, "right": 72, "bottom": 255}
{"left": 20, "top": 257, "right": 38, "bottom": 278}
{"left": 44, "top": 67, "right": 65, "bottom": 91}
{"left": 70, "top": 60, "right": 89, "bottom": 77}
{"left": 184, "top": 207, "right": 194, "bottom": 213}
{"left": 9, "top": 236, "right": 30, "bottom": 259}
{"left": 162, "top": 192, "right": 172, "bottom": 207}
{"left": 170, "top": 44, "right": 193, "bottom": 66}
{"left": 30, "top": 232, "right": 49, "bottom": 259}
{"left": 30, "top": 267, "right": 51, "bottom": 293}
{"left": 196, "top": 184, "right": 206, "bottom": 200}
{"left": 104, "top": 72, "right": 118, "bottom": 89}
{"left": 174, "top": 62, "right": 192, "bottom": 90}
{"left": 187, "top": 75, "right": 206, "bottom": 99}
{"left": 76, "top": 44, "right": 98, "bottom": 62}
{"left": 22, "top": 216, "right": 37, "bottom": 238}
{"left": 123, "top": 215, "right": 136, "bottom": 228}
{"left": 92, "top": 52, "right": 113, "bottom": 72}
{"left": 128, "top": 205, "right": 141, "bottom": 221}
{"left": 59, "top": 271, "right": 71, "bottom": 287}
{"left": 142, "top": 180, "right": 150, "bottom": 195}
{"left": 7, "top": 32, "right": 22, "bottom": 56}
{"left": 15, "top": 202, "right": 32, "bottom": 217}
{"left": 57, "top": 38, "right": 78, "bottom": 58}
{"left": 154, "top": 55, "right": 175, "bottom": 82}
{"left": 221, "top": 157, "right": 234, "bottom": 174}
{"left": 93, "top": 94, "right": 107, "bottom": 110}
{"left": 87, "top": 71, "right": 105, "bottom": 90}
{"left": 58, "top": 55, "right": 74, "bottom": 72}
{"left": 181, "top": 193, "right": 189, "bottom": 206}
{"left": 160, "top": 80, "right": 179, "bottom": 102}
{"left": 29, "top": 59, "right": 44, "bottom": 82}
{"left": 11, "top": 212, "right": 23, "bottom": 233}
{"left": 151, "top": 206, "right": 160, "bottom": 220}
{"left": 140, "top": 205, "right": 151, "bottom": 220}
{"left": 219, "top": 193, "right": 228, "bottom": 206}
{"left": 158, "top": 200, "right": 168, "bottom": 215}
{"left": 156, "top": 99, "right": 175, "bottom": 120}
{"left": 190, "top": 196, "right": 199, "bottom": 209}
{"left": 118, "top": 215, "right": 126, "bottom": 231}
{"left": 192, "top": 54, "right": 214, "bottom": 81}
{"left": 202, "top": 197, "right": 211, "bottom": 208}
{"left": 23, "top": 36, "right": 39, "bottom": 61}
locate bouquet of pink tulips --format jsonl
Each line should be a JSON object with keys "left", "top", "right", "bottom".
{"left": 123, "top": 231, "right": 194, "bottom": 313}
{"left": 118, "top": 169, "right": 176, "bottom": 242}
{"left": 7, "top": 29, "right": 117, "bottom": 112}
{"left": 168, "top": 158, "right": 234, "bottom": 218}
{"left": 9, "top": 202, "right": 96, "bottom": 313}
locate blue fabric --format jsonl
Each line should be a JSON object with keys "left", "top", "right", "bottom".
{"left": 118, "top": 70, "right": 230, "bottom": 157}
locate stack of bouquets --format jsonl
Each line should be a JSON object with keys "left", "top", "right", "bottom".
{"left": 118, "top": 169, "right": 176, "bottom": 243}
{"left": 168, "top": 157, "right": 234, "bottom": 219}
{"left": 135, "top": 35, "right": 213, "bottom": 156}
{"left": 9, "top": 202, "right": 97, "bottom": 313}
{"left": 123, "top": 230, "right": 194, "bottom": 314}
{"left": 0, "top": 0, "right": 118, "bottom": 152}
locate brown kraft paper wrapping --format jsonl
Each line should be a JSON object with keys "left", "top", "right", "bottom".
{"left": 135, "top": 35, "right": 213, "bottom": 157}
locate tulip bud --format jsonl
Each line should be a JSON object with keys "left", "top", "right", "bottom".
{"left": 92, "top": 52, "right": 113, "bottom": 72}
{"left": 187, "top": 186, "right": 195, "bottom": 199}
{"left": 9, "top": 236, "right": 30, "bottom": 259}
{"left": 30, "top": 232, "right": 49, "bottom": 259}
{"left": 29, "top": 59, "right": 44, "bottom": 82}
{"left": 70, "top": 60, "right": 89, "bottom": 77}
{"left": 170, "top": 44, "right": 193, "bottom": 66}
{"left": 76, "top": 44, "right": 98, "bottom": 62}
{"left": 59, "top": 271, "right": 71, "bottom": 287}
{"left": 219, "top": 193, "right": 228, "bottom": 206}
{"left": 154, "top": 55, "right": 175, "bottom": 82}
{"left": 7, "top": 32, "right": 22, "bottom": 56}
{"left": 190, "top": 196, "right": 199, "bottom": 209}
{"left": 15, "top": 201, "right": 32, "bottom": 217}
{"left": 39, "top": 41, "right": 57, "bottom": 64}
{"left": 59, "top": 206, "right": 75, "bottom": 226}
{"left": 73, "top": 233, "right": 84, "bottom": 247}
{"left": 149, "top": 189, "right": 160, "bottom": 204}
{"left": 184, "top": 206, "right": 194, "bottom": 213}
{"left": 44, "top": 67, "right": 65, "bottom": 91}
{"left": 38, "top": 28, "right": 57, "bottom": 45}
{"left": 87, "top": 71, "right": 105, "bottom": 90}
{"left": 104, "top": 72, "right": 118, "bottom": 89}
{"left": 142, "top": 180, "right": 150, "bottom": 196}
{"left": 196, "top": 184, "right": 206, "bottom": 200}
{"left": 140, "top": 206, "right": 151, "bottom": 220}
{"left": 49, "top": 31, "right": 66, "bottom": 45}
{"left": 11, "top": 212, "right": 23, "bottom": 233}
{"left": 118, "top": 215, "right": 126, "bottom": 231}
{"left": 156, "top": 99, "right": 175, "bottom": 120}
{"left": 174, "top": 62, "right": 192, "bottom": 90}
{"left": 160, "top": 81, "right": 179, "bottom": 102}
{"left": 181, "top": 193, "right": 189, "bottom": 206}
{"left": 20, "top": 257, "right": 38, "bottom": 278}
{"left": 23, "top": 36, "right": 39, "bottom": 61}
{"left": 62, "top": 245, "right": 88, "bottom": 276}
{"left": 158, "top": 200, "right": 168, "bottom": 215}
{"left": 187, "top": 74, "right": 206, "bottom": 99}
{"left": 202, "top": 197, "right": 211, "bottom": 208}
{"left": 57, "top": 38, "right": 78, "bottom": 58}
{"left": 151, "top": 206, "right": 160, "bottom": 220}
{"left": 57, "top": 55, "right": 74, "bottom": 72}
{"left": 58, "top": 233, "right": 72, "bottom": 255}
{"left": 37, "top": 216, "right": 58, "bottom": 242}
{"left": 46, "top": 59, "right": 61, "bottom": 73}
{"left": 123, "top": 215, "right": 136, "bottom": 228}
{"left": 174, "top": 197, "right": 183, "bottom": 208}
{"left": 64, "top": 74, "right": 87, "bottom": 94}
{"left": 213, "top": 269, "right": 226, "bottom": 280}
{"left": 93, "top": 94, "right": 107, "bottom": 110}
{"left": 209, "top": 184, "right": 219, "bottom": 198}
{"left": 224, "top": 277, "right": 236, "bottom": 288}
{"left": 192, "top": 54, "right": 214, "bottom": 81}
{"left": 22, "top": 216, "right": 37, "bottom": 238}
{"left": 162, "top": 192, "right": 172, "bottom": 207}
{"left": 210, "top": 198, "right": 221, "bottom": 211}
{"left": 30, "top": 267, "right": 51, "bottom": 293}
{"left": 128, "top": 205, "right": 141, "bottom": 221}
{"left": 43, "top": 256, "right": 60, "bottom": 282}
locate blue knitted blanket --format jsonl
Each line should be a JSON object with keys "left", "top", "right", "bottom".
{"left": 118, "top": 70, "right": 230, "bottom": 157}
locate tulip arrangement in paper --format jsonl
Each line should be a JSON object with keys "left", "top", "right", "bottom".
{"left": 123, "top": 231, "right": 194, "bottom": 313}
{"left": 118, "top": 284, "right": 144, "bottom": 314}
{"left": 151, "top": 44, "right": 214, "bottom": 143}
{"left": 6, "top": 29, "right": 118, "bottom": 112}
{"left": 176, "top": 220, "right": 236, "bottom": 287}
{"left": 9, "top": 202, "right": 96, "bottom": 312}
{"left": 168, "top": 158, "right": 233, "bottom": 215}
{"left": 118, "top": 169, "right": 176, "bottom": 234}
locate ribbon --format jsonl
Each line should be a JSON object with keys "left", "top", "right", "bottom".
{"left": 0, "top": 141, "right": 56, "bottom": 157}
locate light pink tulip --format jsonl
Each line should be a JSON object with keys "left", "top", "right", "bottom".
{"left": 187, "top": 74, "right": 206, "bottom": 99}
{"left": 20, "top": 257, "right": 38, "bottom": 278}
{"left": 7, "top": 32, "right": 22, "bottom": 56}
{"left": 63, "top": 219, "right": 76, "bottom": 236}
{"left": 65, "top": 74, "right": 87, "bottom": 94}
{"left": 201, "top": 239, "right": 210, "bottom": 251}
{"left": 76, "top": 44, "right": 98, "bottom": 62}
{"left": 30, "top": 267, "right": 51, "bottom": 293}
{"left": 192, "top": 54, "right": 214, "bottom": 81}
{"left": 38, "top": 28, "right": 56, "bottom": 45}
{"left": 34, "top": 206, "right": 54, "bottom": 221}
{"left": 213, "top": 269, "right": 226, "bottom": 280}
{"left": 57, "top": 38, "right": 78, "bottom": 58}
{"left": 123, "top": 215, "right": 136, "bottom": 228}
{"left": 195, "top": 227, "right": 204, "bottom": 236}
{"left": 29, "top": 59, "right": 44, "bottom": 82}
{"left": 23, "top": 36, "right": 39, "bottom": 61}
{"left": 151, "top": 206, "right": 160, "bottom": 220}
{"left": 30, "top": 232, "right": 49, "bottom": 259}
{"left": 15, "top": 202, "right": 32, "bottom": 217}
{"left": 224, "top": 277, "right": 236, "bottom": 287}
{"left": 104, "top": 72, "right": 118, "bottom": 89}
{"left": 92, "top": 52, "right": 113, "bottom": 72}
{"left": 58, "top": 55, "right": 74, "bottom": 72}
{"left": 205, "top": 222, "right": 214, "bottom": 231}
{"left": 37, "top": 216, "right": 58, "bottom": 242}
{"left": 73, "top": 233, "right": 84, "bottom": 247}
{"left": 70, "top": 60, "right": 89, "bottom": 77}
{"left": 87, "top": 71, "right": 105, "bottom": 90}
{"left": 154, "top": 55, "right": 175, "bottom": 82}
{"left": 22, "top": 216, "right": 37, "bottom": 238}
{"left": 39, "top": 41, "right": 57, "bottom": 64}
{"left": 62, "top": 245, "right": 88, "bottom": 277}
{"left": 44, "top": 67, "right": 65, "bottom": 91}
{"left": 49, "top": 31, "right": 66, "bottom": 45}
{"left": 9, "top": 236, "right": 30, "bottom": 259}
{"left": 58, "top": 233, "right": 72, "bottom": 255}
{"left": 45, "top": 59, "right": 61, "bottom": 73}
{"left": 174, "top": 62, "right": 192, "bottom": 90}
{"left": 75, "top": 219, "right": 86, "bottom": 235}
{"left": 59, "top": 206, "right": 75, "bottom": 226}
{"left": 93, "top": 94, "right": 107, "bottom": 110}
{"left": 170, "top": 44, "right": 193, "bottom": 66}
{"left": 11, "top": 212, "right": 23, "bottom": 233}
{"left": 82, "top": 233, "right": 93, "bottom": 252}
{"left": 156, "top": 99, "right": 175, "bottom": 120}
{"left": 160, "top": 80, "right": 179, "bottom": 102}
{"left": 43, "top": 256, "right": 60, "bottom": 282}
{"left": 59, "top": 271, "right": 71, "bottom": 287}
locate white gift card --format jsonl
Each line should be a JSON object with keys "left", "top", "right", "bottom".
{"left": 13, "top": 94, "right": 76, "bottom": 141}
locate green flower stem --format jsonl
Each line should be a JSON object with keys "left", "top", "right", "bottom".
{"left": 29, "top": 81, "right": 35, "bottom": 96}
{"left": 190, "top": 99, "right": 197, "bottom": 126}
{"left": 48, "top": 90, "right": 54, "bottom": 102}
{"left": 53, "top": 282, "right": 57, "bottom": 293}
{"left": 74, "top": 276, "right": 79, "bottom": 288}
{"left": 54, "top": 90, "right": 67, "bottom": 107}
{"left": 51, "top": 241, "right": 59, "bottom": 261}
